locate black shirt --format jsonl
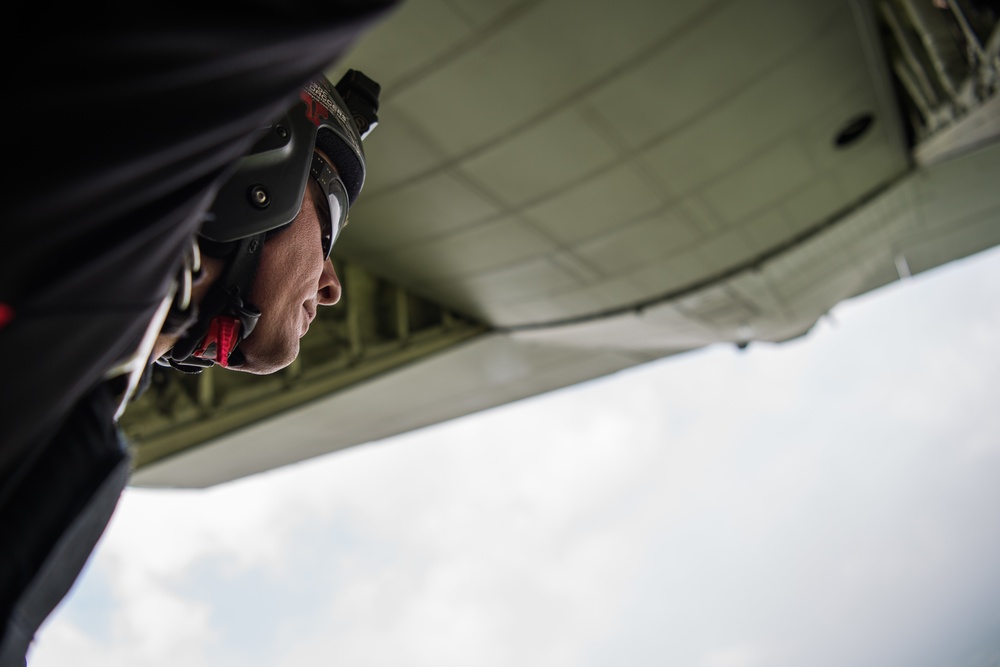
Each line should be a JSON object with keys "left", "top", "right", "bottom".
{"left": 0, "top": 6, "right": 399, "bottom": 664}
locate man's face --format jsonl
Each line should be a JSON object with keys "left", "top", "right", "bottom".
{"left": 237, "top": 171, "right": 342, "bottom": 375}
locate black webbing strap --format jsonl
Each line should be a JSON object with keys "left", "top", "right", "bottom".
{"left": 166, "top": 233, "right": 265, "bottom": 369}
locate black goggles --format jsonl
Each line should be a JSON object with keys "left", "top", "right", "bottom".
{"left": 309, "top": 153, "right": 350, "bottom": 260}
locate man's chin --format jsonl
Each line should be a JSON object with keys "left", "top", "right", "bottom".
{"left": 232, "top": 338, "right": 299, "bottom": 375}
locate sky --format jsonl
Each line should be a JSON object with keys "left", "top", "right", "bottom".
{"left": 27, "top": 244, "right": 1000, "bottom": 667}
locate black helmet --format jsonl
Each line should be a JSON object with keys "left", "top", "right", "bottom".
{"left": 163, "top": 70, "right": 381, "bottom": 371}
{"left": 200, "top": 69, "right": 380, "bottom": 253}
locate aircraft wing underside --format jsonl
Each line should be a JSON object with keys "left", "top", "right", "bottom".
{"left": 126, "top": 0, "right": 1000, "bottom": 487}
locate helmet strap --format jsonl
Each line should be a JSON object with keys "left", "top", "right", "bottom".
{"left": 165, "top": 233, "right": 265, "bottom": 371}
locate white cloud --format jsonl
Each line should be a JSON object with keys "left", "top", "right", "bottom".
{"left": 29, "top": 247, "right": 1000, "bottom": 667}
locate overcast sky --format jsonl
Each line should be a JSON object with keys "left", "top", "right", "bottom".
{"left": 28, "top": 244, "right": 1000, "bottom": 667}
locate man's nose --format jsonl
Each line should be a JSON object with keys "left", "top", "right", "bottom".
{"left": 318, "top": 258, "right": 342, "bottom": 306}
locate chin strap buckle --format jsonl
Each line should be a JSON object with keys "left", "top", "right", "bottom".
{"left": 194, "top": 315, "right": 242, "bottom": 368}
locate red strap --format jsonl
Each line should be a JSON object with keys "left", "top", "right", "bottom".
{"left": 0, "top": 302, "right": 13, "bottom": 329}
{"left": 194, "top": 316, "right": 241, "bottom": 368}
